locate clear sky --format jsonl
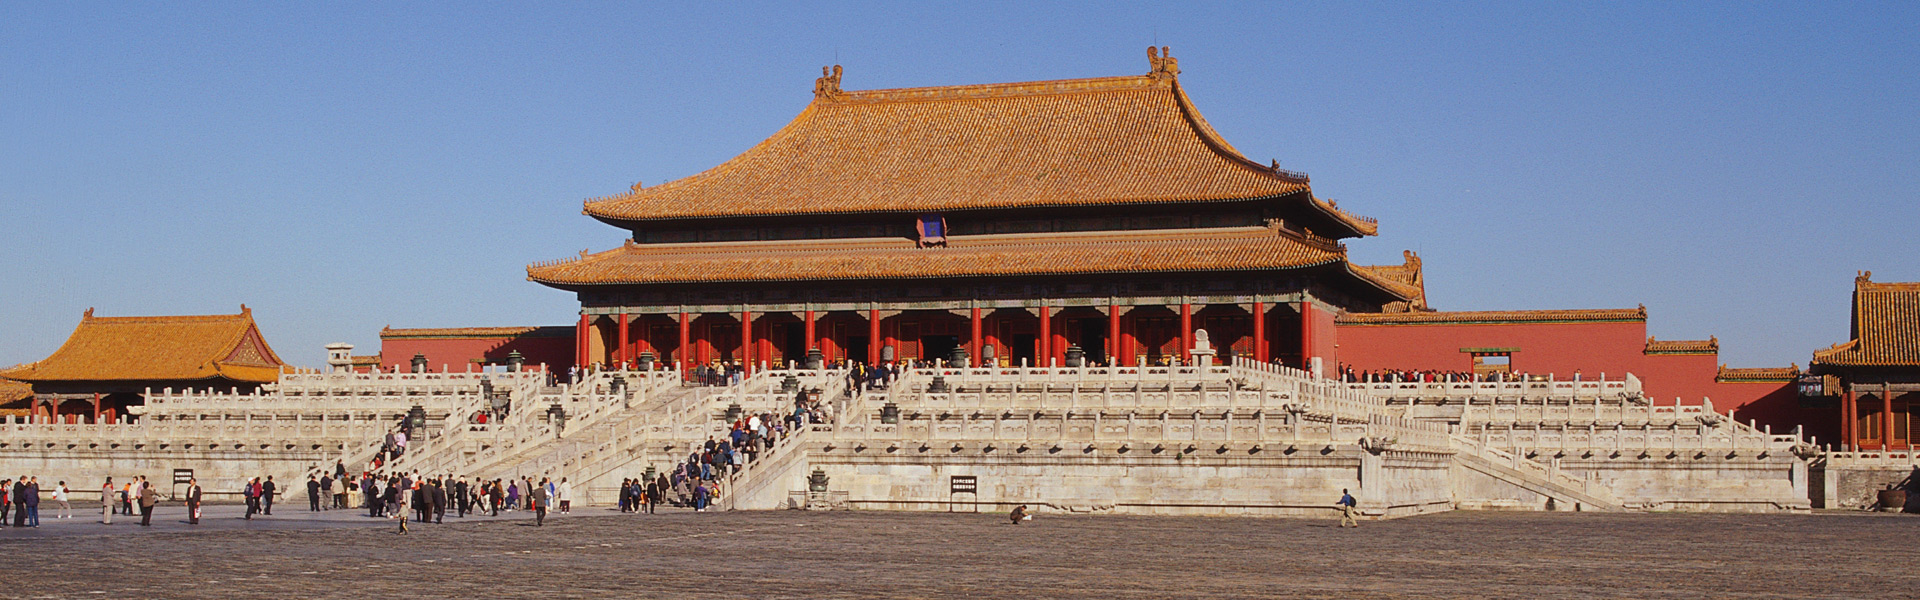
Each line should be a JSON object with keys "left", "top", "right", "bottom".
{"left": 3, "top": 2, "right": 1915, "bottom": 369}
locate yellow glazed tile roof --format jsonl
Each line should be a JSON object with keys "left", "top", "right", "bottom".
{"left": 530, "top": 224, "right": 1355, "bottom": 287}
{"left": 0, "top": 377, "right": 30, "bottom": 404}
{"left": 0, "top": 307, "right": 286, "bottom": 384}
{"left": 1716, "top": 365, "right": 1799, "bottom": 383}
{"left": 1355, "top": 250, "right": 1427, "bottom": 310}
{"left": 1645, "top": 337, "right": 1719, "bottom": 355}
{"left": 1813, "top": 273, "right": 1920, "bottom": 367}
{"left": 582, "top": 49, "right": 1375, "bottom": 237}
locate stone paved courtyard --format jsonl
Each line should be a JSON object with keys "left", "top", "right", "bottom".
{"left": 1, "top": 508, "right": 1916, "bottom": 599}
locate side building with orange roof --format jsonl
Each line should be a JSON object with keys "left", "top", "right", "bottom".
{"left": 1808, "top": 272, "right": 1920, "bottom": 453}
{"left": 0, "top": 306, "right": 287, "bottom": 423}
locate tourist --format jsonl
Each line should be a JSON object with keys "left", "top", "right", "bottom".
{"left": 184, "top": 478, "right": 203, "bottom": 524}
{"left": 557, "top": 477, "right": 572, "bottom": 514}
{"left": 1, "top": 477, "right": 12, "bottom": 527}
{"left": 431, "top": 478, "right": 448, "bottom": 524}
{"left": 138, "top": 480, "right": 157, "bottom": 526}
{"left": 53, "top": 480, "right": 71, "bottom": 519}
{"left": 100, "top": 477, "right": 114, "bottom": 524}
{"left": 130, "top": 476, "right": 146, "bottom": 521}
{"left": 261, "top": 475, "right": 277, "bottom": 515}
{"left": 1009, "top": 504, "right": 1029, "bottom": 525}
{"left": 243, "top": 477, "right": 260, "bottom": 519}
{"left": 531, "top": 481, "right": 548, "bottom": 526}
{"left": 23, "top": 476, "right": 39, "bottom": 527}
{"left": 1337, "top": 488, "right": 1358, "bottom": 528}
{"left": 119, "top": 482, "right": 132, "bottom": 515}
{"left": 505, "top": 480, "right": 519, "bottom": 512}
{"left": 308, "top": 475, "right": 322, "bottom": 512}
{"left": 644, "top": 474, "right": 662, "bottom": 514}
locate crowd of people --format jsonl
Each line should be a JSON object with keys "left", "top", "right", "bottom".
{"left": 1, "top": 476, "right": 74, "bottom": 527}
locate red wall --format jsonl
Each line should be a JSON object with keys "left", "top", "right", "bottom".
{"left": 1334, "top": 319, "right": 1800, "bottom": 430}
{"left": 379, "top": 334, "right": 573, "bottom": 373}
{"left": 1336, "top": 321, "right": 1648, "bottom": 378}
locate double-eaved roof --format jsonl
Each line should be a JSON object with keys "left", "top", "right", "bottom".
{"left": 0, "top": 307, "right": 286, "bottom": 385}
{"left": 1813, "top": 273, "right": 1920, "bottom": 367}
{"left": 579, "top": 49, "right": 1377, "bottom": 238}
{"left": 531, "top": 222, "right": 1416, "bottom": 300}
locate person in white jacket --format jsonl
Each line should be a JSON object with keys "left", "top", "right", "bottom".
{"left": 556, "top": 478, "right": 572, "bottom": 514}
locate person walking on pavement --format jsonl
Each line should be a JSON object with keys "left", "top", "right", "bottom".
{"left": 11, "top": 476, "right": 28, "bottom": 527}
{"left": 1337, "top": 488, "right": 1358, "bottom": 528}
{"left": 100, "top": 477, "right": 114, "bottom": 524}
{"left": 138, "top": 481, "right": 158, "bottom": 526}
{"left": 532, "top": 481, "right": 549, "bottom": 526}
{"left": 307, "top": 475, "right": 322, "bottom": 511}
{"left": 185, "top": 478, "right": 203, "bottom": 524}
{"left": 24, "top": 477, "right": 40, "bottom": 527}
{"left": 54, "top": 481, "right": 71, "bottom": 519}
{"left": 643, "top": 475, "right": 661, "bottom": 515}
{"left": 261, "top": 476, "right": 276, "bottom": 515}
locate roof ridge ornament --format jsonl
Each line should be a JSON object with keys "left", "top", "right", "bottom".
{"left": 815, "top": 65, "right": 845, "bottom": 99}
{"left": 1147, "top": 46, "right": 1179, "bottom": 80}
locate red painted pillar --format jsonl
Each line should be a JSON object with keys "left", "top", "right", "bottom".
{"left": 1119, "top": 312, "right": 1136, "bottom": 365}
{"left": 678, "top": 312, "right": 691, "bottom": 373}
{"left": 1300, "top": 300, "right": 1314, "bottom": 371}
{"left": 868, "top": 309, "right": 882, "bottom": 366}
{"left": 1179, "top": 302, "right": 1193, "bottom": 362}
{"left": 1038, "top": 304, "right": 1052, "bottom": 366}
{"left": 575, "top": 313, "right": 589, "bottom": 369}
{"left": 1252, "top": 301, "right": 1267, "bottom": 364}
{"left": 970, "top": 307, "right": 983, "bottom": 365}
{"left": 804, "top": 310, "right": 817, "bottom": 351}
{"left": 616, "top": 312, "right": 630, "bottom": 367}
{"left": 1107, "top": 303, "right": 1121, "bottom": 366}
{"left": 1884, "top": 388, "right": 1895, "bottom": 450}
{"left": 740, "top": 308, "right": 754, "bottom": 373}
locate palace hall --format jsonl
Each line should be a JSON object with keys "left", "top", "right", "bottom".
{"left": 529, "top": 48, "right": 1423, "bottom": 374}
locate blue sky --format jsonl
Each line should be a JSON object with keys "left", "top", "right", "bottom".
{"left": 3, "top": 2, "right": 1915, "bottom": 368}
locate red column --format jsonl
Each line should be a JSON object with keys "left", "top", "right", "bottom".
{"left": 1119, "top": 312, "right": 1136, "bottom": 365}
{"left": 1179, "top": 302, "right": 1193, "bottom": 362}
{"left": 970, "top": 307, "right": 983, "bottom": 365}
{"left": 575, "top": 313, "right": 589, "bottom": 369}
{"left": 1038, "top": 304, "right": 1052, "bottom": 366}
{"left": 678, "top": 312, "right": 691, "bottom": 373}
{"left": 1107, "top": 303, "right": 1121, "bottom": 366}
{"left": 616, "top": 312, "right": 630, "bottom": 367}
{"left": 804, "top": 310, "right": 817, "bottom": 351}
{"left": 1885, "top": 387, "right": 1895, "bottom": 450}
{"left": 1300, "top": 300, "right": 1314, "bottom": 371}
{"left": 1252, "top": 301, "right": 1267, "bottom": 364}
{"left": 868, "top": 309, "right": 882, "bottom": 365}
{"left": 741, "top": 309, "right": 754, "bottom": 373}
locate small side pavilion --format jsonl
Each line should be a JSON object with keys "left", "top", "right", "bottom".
{"left": 1, "top": 306, "right": 287, "bottom": 423}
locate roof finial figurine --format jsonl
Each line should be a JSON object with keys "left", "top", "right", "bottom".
{"left": 631, "top": 181, "right": 644, "bottom": 193}
{"left": 1148, "top": 46, "right": 1179, "bottom": 80}
{"left": 814, "top": 65, "right": 844, "bottom": 99}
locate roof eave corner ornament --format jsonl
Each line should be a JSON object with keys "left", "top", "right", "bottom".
{"left": 1148, "top": 46, "right": 1180, "bottom": 81}
{"left": 814, "top": 65, "right": 845, "bottom": 100}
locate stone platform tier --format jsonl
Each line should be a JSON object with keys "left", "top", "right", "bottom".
{"left": 0, "top": 357, "right": 1820, "bottom": 515}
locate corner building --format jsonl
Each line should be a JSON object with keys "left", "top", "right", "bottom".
{"left": 530, "top": 49, "right": 1422, "bottom": 372}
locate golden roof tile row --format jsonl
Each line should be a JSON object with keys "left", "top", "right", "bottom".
{"left": 1645, "top": 337, "right": 1719, "bottom": 355}
{"left": 380, "top": 326, "right": 571, "bottom": 339}
{"left": 1715, "top": 365, "right": 1800, "bottom": 383}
